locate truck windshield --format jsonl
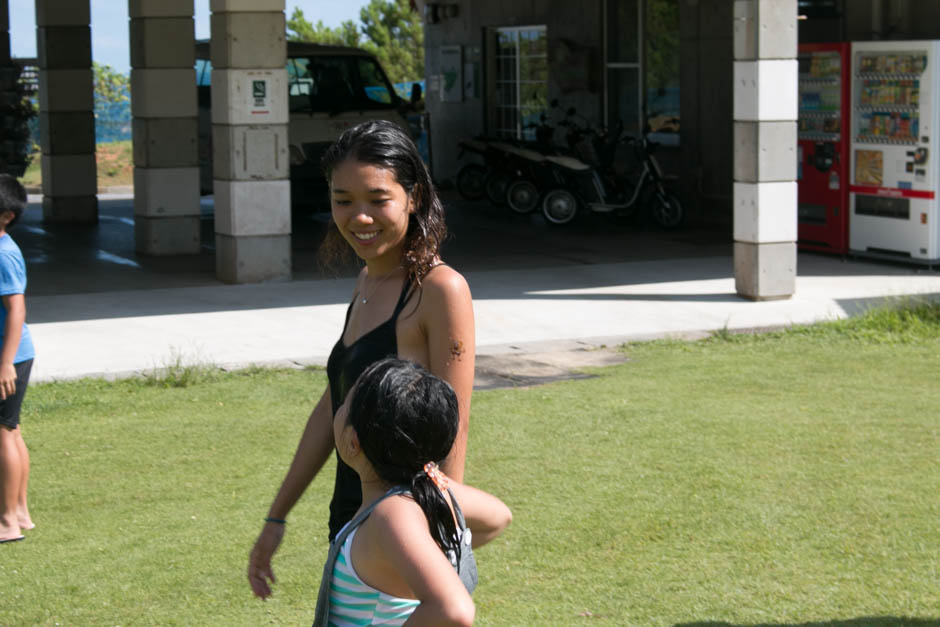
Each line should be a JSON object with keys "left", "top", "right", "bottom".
{"left": 287, "top": 55, "right": 398, "bottom": 112}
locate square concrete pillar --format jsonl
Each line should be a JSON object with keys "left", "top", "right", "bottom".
{"left": 36, "top": 26, "right": 91, "bottom": 68}
{"left": 132, "top": 117, "right": 198, "bottom": 168}
{"left": 733, "top": 0, "right": 797, "bottom": 61}
{"left": 213, "top": 180, "right": 291, "bottom": 236}
{"left": 210, "top": 0, "right": 285, "bottom": 12}
{"left": 734, "top": 241, "right": 796, "bottom": 301}
{"left": 37, "top": 68, "right": 93, "bottom": 113}
{"left": 209, "top": 11, "right": 286, "bottom": 69}
{"left": 211, "top": 1, "right": 290, "bottom": 283}
{"left": 129, "top": 0, "right": 194, "bottom": 18}
{"left": 43, "top": 196, "right": 98, "bottom": 223}
{"left": 210, "top": 69, "right": 288, "bottom": 125}
{"left": 130, "top": 68, "right": 197, "bottom": 118}
{"left": 733, "top": 121, "right": 797, "bottom": 182}
{"left": 211, "top": 124, "right": 288, "bottom": 180}
{"left": 39, "top": 111, "right": 95, "bottom": 155}
{"left": 732, "top": 0, "right": 797, "bottom": 301}
{"left": 37, "top": 0, "right": 97, "bottom": 224}
{"left": 215, "top": 234, "right": 291, "bottom": 283}
{"left": 129, "top": 17, "right": 195, "bottom": 68}
{"left": 135, "top": 215, "right": 201, "bottom": 255}
{"left": 733, "top": 182, "right": 797, "bottom": 243}
{"left": 133, "top": 167, "right": 200, "bottom": 217}
{"left": 40, "top": 153, "right": 96, "bottom": 196}
{"left": 36, "top": 0, "right": 90, "bottom": 26}
{"left": 733, "top": 60, "right": 798, "bottom": 122}
{"left": 129, "top": 3, "right": 201, "bottom": 256}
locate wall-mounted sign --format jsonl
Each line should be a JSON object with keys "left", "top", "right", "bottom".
{"left": 440, "top": 45, "right": 463, "bottom": 103}
{"left": 251, "top": 79, "right": 269, "bottom": 115}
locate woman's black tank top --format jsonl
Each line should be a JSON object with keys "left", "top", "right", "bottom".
{"left": 324, "top": 276, "right": 414, "bottom": 539}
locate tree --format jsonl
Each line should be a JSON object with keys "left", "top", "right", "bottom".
{"left": 93, "top": 63, "right": 131, "bottom": 143}
{"left": 93, "top": 62, "right": 130, "bottom": 106}
{"left": 357, "top": 0, "right": 424, "bottom": 85}
{"left": 286, "top": 0, "right": 424, "bottom": 85}
{"left": 287, "top": 8, "right": 361, "bottom": 47}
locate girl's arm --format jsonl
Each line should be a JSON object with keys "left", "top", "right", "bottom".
{"left": 449, "top": 482, "right": 512, "bottom": 548}
{"left": 0, "top": 294, "right": 25, "bottom": 400}
{"left": 248, "top": 386, "right": 334, "bottom": 599}
{"left": 419, "top": 267, "right": 475, "bottom": 482}
{"left": 371, "top": 501, "right": 476, "bottom": 627}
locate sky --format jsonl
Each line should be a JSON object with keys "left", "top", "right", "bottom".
{"left": 8, "top": 0, "right": 371, "bottom": 74}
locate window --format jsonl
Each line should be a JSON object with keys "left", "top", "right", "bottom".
{"left": 356, "top": 58, "right": 394, "bottom": 104}
{"left": 604, "top": 0, "right": 680, "bottom": 143}
{"left": 645, "top": 0, "right": 680, "bottom": 141}
{"left": 491, "top": 26, "right": 548, "bottom": 140}
{"left": 285, "top": 56, "right": 398, "bottom": 113}
{"left": 605, "top": 0, "right": 641, "bottom": 136}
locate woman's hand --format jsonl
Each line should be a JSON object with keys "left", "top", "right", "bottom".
{"left": 0, "top": 362, "right": 16, "bottom": 400}
{"left": 248, "top": 522, "right": 285, "bottom": 600}
{"left": 247, "top": 387, "right": 335, "bottom": 599}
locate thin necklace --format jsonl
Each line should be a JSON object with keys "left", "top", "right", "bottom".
{"left": 360, "top": 266, "right": 402, "bottom": 304}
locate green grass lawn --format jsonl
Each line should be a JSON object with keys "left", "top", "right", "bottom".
{"left": 1, "top": 305, "right": 938, "bottom": 626}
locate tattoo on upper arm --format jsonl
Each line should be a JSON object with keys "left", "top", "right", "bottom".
{"left": 448, "top": 338, "right": 465, "bottom": 363}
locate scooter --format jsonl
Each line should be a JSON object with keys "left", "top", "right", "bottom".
{"left": 538, "top": 115, "right": 684, "bottom": 228}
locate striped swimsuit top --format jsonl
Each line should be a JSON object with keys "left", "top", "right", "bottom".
{"left": 327, "top": 526, "right": 420, "bottom": 626}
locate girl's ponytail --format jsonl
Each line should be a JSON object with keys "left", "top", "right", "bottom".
{"left": 410, "top": 463, "right": 460, "bottom": 558}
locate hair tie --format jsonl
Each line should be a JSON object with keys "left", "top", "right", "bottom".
{"left": 423, "top": 461, "right": 449, "bottom": 491}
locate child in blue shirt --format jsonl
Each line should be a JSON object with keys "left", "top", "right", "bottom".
{"left": 0, "top": 174, "right": 35, "bottom": 544}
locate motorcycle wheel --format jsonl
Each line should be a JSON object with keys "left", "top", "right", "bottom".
{"left": 541, "top": 189, "right": 578, "bottom": 225}
{"left": 506, "top": 179, "right": 539, "bottom": 214}
{"left": 650, "top": 189, "right": 684, "bottom": 229}
{"left": 484, "top": 171, "right": 511, "bottom": 206}
{"left": 456, "top": 164, "right": 488, "bottom": 201}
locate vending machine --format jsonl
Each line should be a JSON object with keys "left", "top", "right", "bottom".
{"left": 849, "top": 40, "right": 940, "bottom": 264}
{"left": 798, "top": 43, "right": 850, "bottom": 254}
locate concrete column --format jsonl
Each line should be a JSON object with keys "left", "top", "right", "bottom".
{"left": 36, "top": 0, "right": 97, "bottom": 223}
{"left": 1, "top": 0, "right": 9, "bottom": 66}
{"left": 732, "top": 0, "right": 797, "bottom": 301}
{"left": 210, "top": 0, "right": 290, "bottom": 283}
{"left": 129, "top": 0, "right": 200, "bottom": 255}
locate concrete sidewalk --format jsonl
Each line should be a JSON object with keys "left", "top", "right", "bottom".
{"left": 26, "top": 252, "right": 940, "bottom": 383}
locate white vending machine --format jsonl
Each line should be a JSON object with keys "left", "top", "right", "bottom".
{"left": 849, "top": 40, "right": 940, "bottom": 264}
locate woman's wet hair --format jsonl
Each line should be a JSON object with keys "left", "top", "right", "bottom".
{"left": 346, "top": 357, "right": 460, "bottom": 556}
{"left": 320, "top": 120, "right": 446, "bottom": 283}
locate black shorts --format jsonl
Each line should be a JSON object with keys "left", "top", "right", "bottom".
{"left": 0, "top": 359, "right": 32, "bottom": 429}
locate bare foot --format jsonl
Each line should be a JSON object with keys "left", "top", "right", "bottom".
{"left": 0, "top": 526, "right": 23, "bottom": 542}
{"left": 17, "top": 508, "right": 33, "bottom": 530}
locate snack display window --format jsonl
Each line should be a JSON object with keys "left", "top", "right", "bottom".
{"left": 849, "top": 41, "right": 940, "bottom": 264}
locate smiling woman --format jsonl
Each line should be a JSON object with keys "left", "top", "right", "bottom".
{"left": 248, "top": 121, "right": 477, "bottom": 614}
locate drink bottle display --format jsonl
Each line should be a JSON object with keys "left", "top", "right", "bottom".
{"left": 849, "top": 41, "right": 940, "bottom": 264}
{"left": 798, "top": 43, "right": 850, "bottom": 254}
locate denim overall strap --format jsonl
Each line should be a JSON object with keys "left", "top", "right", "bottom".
{"left": 312, "top": 485, "right": 410, "bottom": 627}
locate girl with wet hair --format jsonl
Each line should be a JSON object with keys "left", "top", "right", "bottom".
{"left": 249, "top": 120, "right": 477, "bottom": 603}
{"left": 316, "top": 358, "right": 510, "bottom": 626}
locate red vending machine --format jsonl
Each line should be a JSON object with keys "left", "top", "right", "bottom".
{"left": 797, "top": 43, "right": 851, "bottom": 254}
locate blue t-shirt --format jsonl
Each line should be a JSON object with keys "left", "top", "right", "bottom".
{"left": 0, "top": 234, "right": 35, "bottom": 363}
